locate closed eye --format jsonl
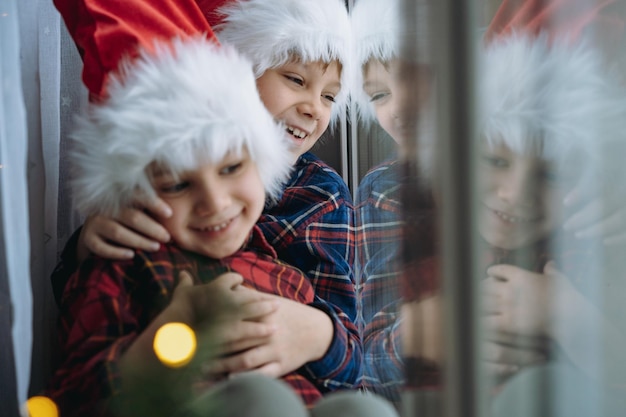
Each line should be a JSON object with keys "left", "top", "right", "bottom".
{"left": 220, "top": 162, "right": 243, "bottom": 175}
{"left": 159, "top": 181, "right": 190, "bottom": 194}
{"left": 323, "top": 93, "right": 336, "bottom": 103}
{"left": 483, "top": 155, "right": 509, "bottom": 168}
{"left": 369, "top": 91, "right": 390, "bottom": 103}
{"left": 539, "top": 166, "right": 574, "bottom": 187}
{"left": 284, "top": 74, "right": 304, "bottom": 86}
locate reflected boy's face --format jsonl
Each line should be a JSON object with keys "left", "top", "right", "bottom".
{"left": 363, "top": 58, "right": 431, "bottom": 145}
{"left": 478, "top": 143, "right": 576, "bottom": 250}
{"left": 255, "top": 59, "right": 342, "bottom": 163}
{"left": 151, "top": 148, "right": 265, "bottom": 259}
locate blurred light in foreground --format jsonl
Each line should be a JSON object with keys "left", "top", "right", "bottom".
{"left": 25, "top": 396, "right": 58, "bottom": 417}
{"left": 154, "top": 322, "right": 197, "bottom": 367}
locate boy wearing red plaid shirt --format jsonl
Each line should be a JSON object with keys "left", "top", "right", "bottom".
{"left": 51, "top": 0, "right": 361, "bottom": 397}
{"left": 44, "top": 38, "right": 397, "bottom": 417}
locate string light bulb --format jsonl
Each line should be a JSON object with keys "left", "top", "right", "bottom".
{"left": 153, "top": 322, "right": 197, "bottom": 368}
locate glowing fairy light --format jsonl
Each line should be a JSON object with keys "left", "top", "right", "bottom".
{"left": 25, "top": 396, "right": 58, "bottom": 417}
{"left": 153, "top": 322, "right": 197, "bottom": 368}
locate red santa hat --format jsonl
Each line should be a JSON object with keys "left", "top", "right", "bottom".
{"left": 54, "top": 0, "right": 219, "bottom": 99}
{"left": 213, "top": 0, "right": 352, "bottom": 122}
{"left": 69, "top": 37, "right": 292, "bottom": 217}
{"left": 480, "top": 0, "right": 626, "bottom": 172}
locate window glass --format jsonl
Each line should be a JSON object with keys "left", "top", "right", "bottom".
{"left": 352, "top": 1, "right": 626, "bottom": 416}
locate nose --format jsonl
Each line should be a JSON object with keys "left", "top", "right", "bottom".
{"left": 194, "top": 179, "right": 229, "bottom": 216}
{"left": 391, "top": 104, "right": 419, "bottom": 140}
{"left": 391, "top": 102, "right": 408, "bottom": 130}
{"left": 391, "top": 86, "right": 420, "bottom": 131}
{"left": 297, "top": 92, "right": 324, "bottom": 121}
{"left": 496, "top": 167, "right": 536, "bottom": 207}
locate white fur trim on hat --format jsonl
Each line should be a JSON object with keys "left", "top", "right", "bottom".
{"left": 349, "top": 0, "right": 430, "bottom": 123}
{"left": 481, "top": 33, "right": 626, "bottom": 174}
{"left": 70, "top": 37, "right": 292, "bottom": 217}
{"left": 351, "top": 0, "right": 401, "bottom": 69}
{"left": 350, "top": 0, "right": 401, "bottom": 123}
{"left": 215, "top": 0, "right": 351, "bottom": 123}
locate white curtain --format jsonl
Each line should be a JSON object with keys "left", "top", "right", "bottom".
{"left": 1, "top": 0, "right": 33, "bottom": 411}
{"left": 1, "top": 0, "right": 86, "bottom": 412}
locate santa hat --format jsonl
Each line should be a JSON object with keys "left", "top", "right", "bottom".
{"left": 349, "top": 0, "right": 401, "bottom": 124}
{"left": 349, "top": 0, "right": 430, "bottom": 123}
{"left": 480, "top": 34, "right": 626, "bottom": 161}
{"left": 70, "top": 37, "right": 292, "bottom": 217}
{"left": 54, "top": 0, "right": 219, "bottom": 99}
{"left": 480, "top": 0, "right": 626, "bottom": 174}
{"left": 214, "top": 0, "right": 351, "bottom": 122}
{"left": 484, "top": 0, "right": 624, "bottom": 44}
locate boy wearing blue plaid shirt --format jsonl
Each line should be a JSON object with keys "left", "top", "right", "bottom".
{"left": 45, "top": 34, "right": 400, "bottom": 417}
{"left": 52, "top": 0, "right": 363, "bottom": 404}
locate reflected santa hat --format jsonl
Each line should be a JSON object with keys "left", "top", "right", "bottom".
{"left": 349, "top": 0, "right": 430, "bottom": 123}
{"left": 67, "top": 5, "right": 292, "bottom": 217}
{"left": 480, "top": 0, "right": 626, "bottom": 169}
{"left": 213, "top": 0, "right": 352, "bottom": 123}
{"left": 349, "top": 0, "right": 402, "bottom": 123}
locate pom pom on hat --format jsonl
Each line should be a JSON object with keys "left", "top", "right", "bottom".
{"left": 70, "top": 37, "right": 292, "bottom": 217}
{"left": 214, "top": 0, "right": 351, "bottom": 122}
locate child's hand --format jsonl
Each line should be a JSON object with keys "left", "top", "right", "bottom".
{"left": 563, "top": 182, "right": 626, "bottom": 245}
{"left": 482, "top": 336, "right": 548, "bottom": 382}
{"left": 77, "top": 198, "right": 172, "bottom": 262}
{"left": 118, "top": 271, "right": 278, "bottom": 400}
{"left": 167, "top": 271, "right": 280, "bottom": 381}
{"left": 483, "top": 263, "right": 561, "bottom": 339}
{"left": 204, "top": 295, "right": 333, "bottom": 379}
{"left": 169, "top": 271, "right": 278, "bottom": 330}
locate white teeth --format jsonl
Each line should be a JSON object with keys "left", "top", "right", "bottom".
{"left": 494, "top": 210, "right": 535, "bottom": 224}
{"left": 201, "top": 221, "right": 230, "bottom": 232}
{"left": 286, "top": 126, "right": 307, "bottom": 139}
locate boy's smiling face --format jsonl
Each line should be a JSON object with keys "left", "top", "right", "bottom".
{"left": 255, "top": 59, "right": 342, "bottom": 163}
{"left": 151, "top": 148, "right": 265, "bottom": 259}
{"left": 363, "top": 58, "right": 432, "bottom": 146}
{"left": 478, "top": 142, "right": 578, "bottom": 250}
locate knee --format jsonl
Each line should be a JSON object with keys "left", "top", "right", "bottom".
{"left": 311, "top": 391, "right": 399, "bottom": 417}
{"left": 180, "top": 374, "right": 307, "bottom": 417}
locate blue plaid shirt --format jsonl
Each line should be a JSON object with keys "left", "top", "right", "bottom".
{"left": 355, "top": 159, "right": 405, "bottom": 403}
{"left": 259, "top": 152, "right": 360, "bottom": 391}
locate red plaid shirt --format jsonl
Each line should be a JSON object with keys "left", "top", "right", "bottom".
{"left": 45, "top": 226, "right": 323, "bottom": 416}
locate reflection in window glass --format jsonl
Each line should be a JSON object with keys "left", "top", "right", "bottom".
{"left": 352, "top": 0, "right": 440, "bottom": 412}
{"left": 479, "top": 1, "right": 626, "bottom": 416}
{"left": 352, "top": 0, "right": 626, "bottom": 416}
